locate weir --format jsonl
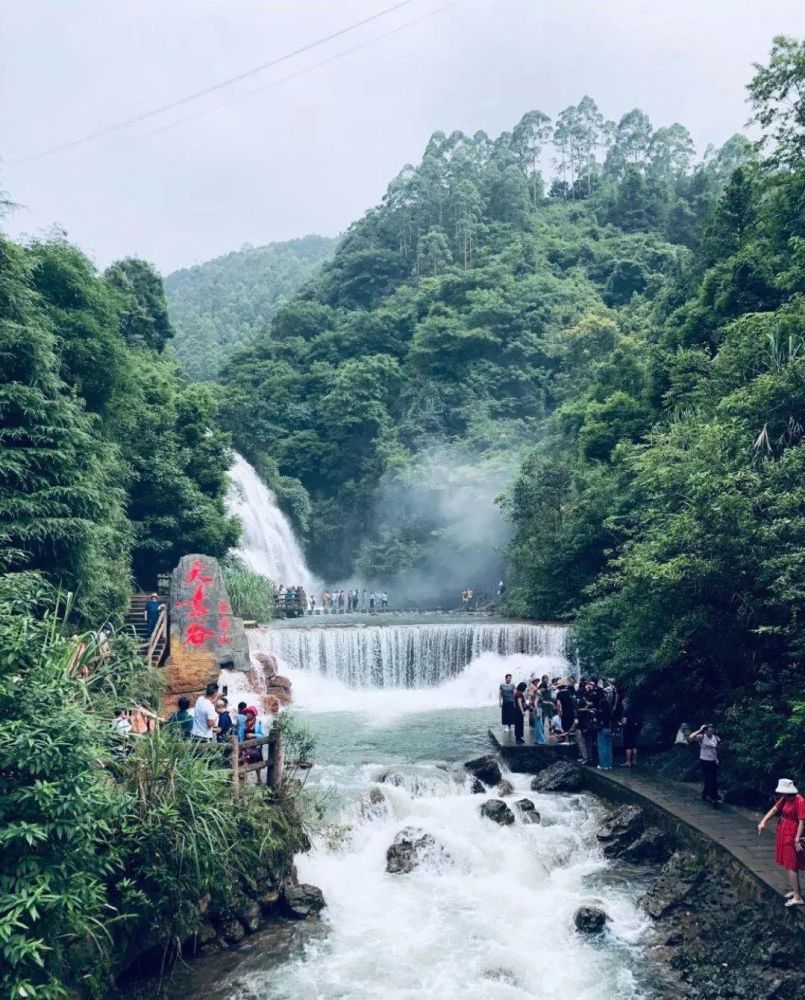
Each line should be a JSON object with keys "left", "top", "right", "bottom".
{"left": 252, "top": 620, "right": 569, "bottom": 688}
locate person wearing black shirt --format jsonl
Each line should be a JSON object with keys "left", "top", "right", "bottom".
{"left": 555, "top": 683, "right": 577, "bottom": 735}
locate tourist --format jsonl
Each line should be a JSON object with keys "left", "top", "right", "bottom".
{"left": 576, "top": 685, "right": 598, "bottom": 765}
{"left": 499, "top": 673, "right": 516, "bottom": 733}
{"left": 362, "top": 589, "right": 368, "bottom": 612}
{"left": 167, "top": 696, "right": 193, "bottom": 739}
{"left": 242, "top": 706, "right": 263, "bottom": 765}
{"left": 538, "top": 682, "right": 554, "bottom": 736}
{"left": 215, "top": 697, "right": 233, "bottom": 742}
{"left": 369, "top": 592, "right": 376, "bottom": 612}
{"left": 112, "top": 707, "right": 132, "bottom": 736}
{"left": 532, "top": 684, "right": 546, "bottom": 745}
{"left": 596, "top": 688, "right": 614, "bottom": 770}
{"left": 498, "top": 579, "right": 505, "bottom": 597}
{"left": 757, "top": 778, "right": 805, "bottom": 907}
{"left": 620, "top": 693, "right": 643, "bottom": 768}
{"left": 555, "top": 681, "right": 577, "bottom": 736}
{"left": 551, "top": 711, "right": 568, "bottom": 742}
{"left": 513, "top": 682, "right": 528, "bottom": 744}
{"left": 144, "top": 592, "right": 163, "bottom": 637}
{"left": 192, "top": 682, "right": 219, "bottom": 741}
{"left": 381, "top": 591, "right": 388, "bottom": 610}
{"left": 236, "top": 701, "right": 248, "bottom": 741}
{"left": 687, "top": 722, "right": 721, "bottom": 805}
{"left": 309, "top": 594, "right": 316, "bottom": 614}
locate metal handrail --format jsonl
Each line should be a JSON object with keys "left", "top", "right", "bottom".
{"left": 145, "top": 605, "right": 168, "bottom": 667}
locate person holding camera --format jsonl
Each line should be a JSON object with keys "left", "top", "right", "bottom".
{"left": 758, "top": 778, "right": 805, "bottom": 907}
{"left": 689, "top": 723, "right": 721, "bottom": 806}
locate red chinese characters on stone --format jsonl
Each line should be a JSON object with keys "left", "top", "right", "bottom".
{"left": 218, "top": 615, "right": 232, "bottom": 645}
{"left": 185, "top": 560, "right": 213, "bottom": 586}
{"left": 184, "top": 623, "right": 216, "bottom": 646}
{"left": 175, "top": 585, "right": 210, "bottom": 619}
{"left": 218, "top": 601, "right": 231, "bottom": 615}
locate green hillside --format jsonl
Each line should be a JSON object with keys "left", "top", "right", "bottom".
{"left": 164, "top": 234, "right": 336, "bottom": 380}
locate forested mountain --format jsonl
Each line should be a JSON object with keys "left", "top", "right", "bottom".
{"left": 221, "top": 38, "right": 804, "bottom": 788}
{"left": 0, "top": 235, "right": 238, "bottom": 618}
{"left": 165, "top": 234, "right": 336, "bottom": 380}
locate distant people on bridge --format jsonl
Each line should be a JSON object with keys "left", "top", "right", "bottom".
{"left": 758, "top": 778, "right": 805, "bottom": 907}
{"left": 499, "top": 673, "right": 516, "bottom": 733}
{"left": 688, "top": 722, "right": 721, "bottom": 806}
{"left": 144, "top": 592, "right": 164, "bottom": 637}
{"left": 369, "top": 592, "right": 376, "bottom": 612}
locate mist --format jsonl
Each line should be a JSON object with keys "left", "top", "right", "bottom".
{"left": 353, "top": 443, "right": 524, "bottom": 607}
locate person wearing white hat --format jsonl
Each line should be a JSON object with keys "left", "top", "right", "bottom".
{"left": 757, "top": 778, "right": 805, "bottom": 907}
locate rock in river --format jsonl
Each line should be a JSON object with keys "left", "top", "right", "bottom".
{"left": 530, "top": 761, "right": 584, "bottom": 793}
{"left": 464, "top": 754, "right": 502, "bottom": 787}
{"left": 515, "top": 799, "right": 540, "bottom": 824}
{"left": 480, "top": 799, "right": 515, "bottom": 826}
{"left": 282, "top": 883, "right": 325, "bottom": 920}
{"left": 574, "top": 906, "right": 610, "bottom": 934}
{"left": 386, "top": 827, "right": 449, "bottom": 874}
{"left": 621, "top": 826, "right": 671, "bottom": 863}
{"left": 497, "top": 779, "right": 515, "bottom": 797}
{"left": 469, "top": 778, "right": 486, "bottom": 795}
{"left": 596, "top": 804, "right": 645, "bottom": 857}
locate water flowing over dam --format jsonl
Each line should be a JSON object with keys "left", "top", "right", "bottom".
{"left": 257, "top": 620, "right": 569, "bottom": 689}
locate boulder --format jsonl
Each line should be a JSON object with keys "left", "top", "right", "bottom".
{"left": 469, "top": 778, "right": 486, "bottom": 795}
{"left": 574, "top": 906, "right": 610, "bottom": 934}
{"left": 218, "top": 916, "right": 246, "bottom": 945}
{"left": 530, "top": 761, "right": 584, "bottom": 793}
{"left": 266, "top": 674, "right": 293, "bottom": 706}
{"left": 386, "top": 827, "right": 450, "bottom": 874}
{"left": 497, "top": 779, "right": 515, "bottom": 797}
{"left": 515, "top": 799, "right": 540, "bottom": 824}
{"left": 621, "top": 826, "right": 671, "bottom": 863}
{"left": 377, "top": 770, "right": 406, "bottom": 787}
{"left": 236, "top": 899, "right": 262, "bottom": 934}
{"left": 358, "top": 787, "right": 388, "bottom": 820}
{"left": 255, "top": 652, "right": 278, "bottom": 679}
{"left": 597, "top": 805, "right": 645, "bottom": 857}
{"left": 480, "top": 799, "right": 515, "bottom": 826}
{"left": 282, "top": 883, "right": 325, "bottom": 920}
{"left": 257, "top": 888, "right": 281, "bottom": 911}
{"left": 464, "top": 754, "right": 503, "bottom": 787}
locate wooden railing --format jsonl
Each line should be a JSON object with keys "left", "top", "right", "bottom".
{"left": 228, "top": 730, "right": 283, "bottom": 798}
{"left": 144, "top": 605, "right": 168, "bottom": 668}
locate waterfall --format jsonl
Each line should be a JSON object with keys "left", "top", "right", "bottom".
{"left": 254, "top": 621, "right": 569, "bottom": 689}
{"left": 227, "top": 452, "right": 318, "bottom": 590}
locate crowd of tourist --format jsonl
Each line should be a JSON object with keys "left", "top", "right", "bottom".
{"left": 277, "top": 585, "right": 390, "bottom": 614}
{"left": 498, "top": 671, "right": 625, "bottom": 769}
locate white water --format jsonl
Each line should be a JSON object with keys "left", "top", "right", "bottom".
{"left": 226, "top": 452, "right": 318, "bottom": 590}
{"left": 252, "top": 621, "right": 569, "bottom": 690}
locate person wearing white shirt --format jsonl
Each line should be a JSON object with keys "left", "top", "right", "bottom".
{"left": 192, "top": 682, "right": 220, "bottom": 740}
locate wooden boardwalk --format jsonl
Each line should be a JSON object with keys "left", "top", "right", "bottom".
{"left": 488, "top": 726, "right": 802, "bottom": 910}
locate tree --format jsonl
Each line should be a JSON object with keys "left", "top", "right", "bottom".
{"left": 748, "top": 35, "right": 805, "bottom": 169}
{"left": 105, "top": 257, "right": 174, "bottom": 352}
{"left": 511, "top": 109, "right": 552, "bottom": 202}
{"left": 605, "top": 109, "right": 653, "bottom": 174}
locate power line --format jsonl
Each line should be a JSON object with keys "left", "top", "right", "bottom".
{"left": 94, "top": 0, "right": 464, "bottom": 157}
{"left": 10, "top": 0, "right": 418, "bottom": 167}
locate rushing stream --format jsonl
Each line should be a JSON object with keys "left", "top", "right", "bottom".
{"left": 195, "top": 465, "right": 661, "bottom": 998}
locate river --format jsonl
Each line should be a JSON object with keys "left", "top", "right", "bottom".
{"left": 181, "top": 617, "right": 667, "bottom": 1000}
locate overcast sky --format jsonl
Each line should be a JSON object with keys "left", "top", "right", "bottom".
{"left": 2, "top": 0, "right": 804, "bottom": 275}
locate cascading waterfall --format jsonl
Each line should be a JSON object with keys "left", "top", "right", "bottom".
{"left": 226, "top": 452, "right": 319, "bottom": 590}
{"left": 257, "top": 621, "right": 568, "bottom": 688}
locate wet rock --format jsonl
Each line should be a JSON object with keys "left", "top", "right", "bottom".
{"left": 469, "top": 778, "right": 486, "bottom": 794}
{"left": 497, "top": 779, "right": 515, "bottom": 797}
{"left": 358, "top": 787, "right": 388, "bottom": 820}
{"left": 464, "top": 754, "right": 503, "bottom": 787}
{"left": 482, "top": 967, "right": 520, "bottom": 987}
{"left": 640, "top": 852, "right": 705, "bottom": 919}
{"left": 386, "top": 827, "right": 439, "bottom": 874}
{"left": 515, "top": 799, "right": 540, "bottom": 824}
{"left": 236, "top": 899, "right": 262, "bottom": 934}
{"left": 257, "top": 888, "right": 281, "bottom": 912}
{"left": 282, "top": 883, "right": 325, "bottom": 920}
{"left": 530, "top": 761, "right": 584, "bottom": 793}
{"left": 377, "top": 770, "right": 405, "bottom": 787}
{"left": 621, "top": 826, "right": 671, "bottom": 863}
{"left": 574, "top": 906, "right": 610, "bottom": 934}
{"left": 480, "top": 799, "right": 515, "bottom": 826}
{"left": 597, "top": 804, "right": 645, "bottom": 857}
{"left": 218, "top": 916, "right": 246, "bottom": 945}
{"left": 255, "top": 651, "right": 278, "bottom": 678}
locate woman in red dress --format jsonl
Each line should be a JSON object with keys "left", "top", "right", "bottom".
{"left": 758, "top": 777, "right": 805, "bottom": 907}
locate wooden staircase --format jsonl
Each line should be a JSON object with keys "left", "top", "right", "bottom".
{"left": 126, "top": 591, "right": 169, "bottom": 668}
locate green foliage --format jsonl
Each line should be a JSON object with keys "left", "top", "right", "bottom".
{"left": 0, "top": 229, "right": 239, "bottom": 615}
{"left": 164, "top": 236, "right": 336, "bottom": 380}
{"left": 0, "top": 573, "right": 309, "bottom": 997}
{"left": 503, "top": 39, "right": 805, "bottom": 797}
{"left": 223, "top": 559, "right": 276, "bottom": 621}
